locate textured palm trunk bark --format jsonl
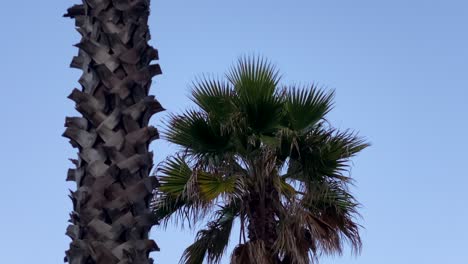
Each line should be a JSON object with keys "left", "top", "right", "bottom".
{"left": 247, "top": 183, "right": 281, "bottom": 264}
{"left": 63, "top": 1, "right": 163, "bottom": 263}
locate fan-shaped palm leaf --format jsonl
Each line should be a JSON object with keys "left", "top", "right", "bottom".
{"left": 190, "top": 77, "right": 234, "bottom": 122}
{"left": 227, "top": 56, "right": 284, "bottom": 135}
{"left": 154, "top": 156, "right": 207, "bottom": 225}
{"left": 284, "top": 85, "right": 335, "bottom": 132}
{"left": 165, "top": 110, "right": 233, "bottom": 160}
{"left": 155, "top": 156, "right": 242, "bottom": 226}
{"left": 287, "top": 126, "right": 369, "bottom": 183}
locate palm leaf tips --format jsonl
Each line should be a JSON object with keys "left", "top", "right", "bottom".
{"left": 284, "top": 85, "right": 335, "bottom": 131}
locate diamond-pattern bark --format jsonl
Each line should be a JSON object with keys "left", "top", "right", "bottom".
{"left": 63, "top": 1, "right": 163, "bottom": 263}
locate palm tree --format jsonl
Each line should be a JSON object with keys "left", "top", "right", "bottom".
{"left": 63, "top": 1, "right": 163, "bottom": 263}
{"left": 154, "top": 57, "right": 368, "bottom": 264}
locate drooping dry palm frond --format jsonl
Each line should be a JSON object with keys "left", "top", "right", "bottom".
{"left": 181, "top": 202, "right": 239, "bottom": 264}
{"left": 231, "top": 240, "right": 274, "bottom": 264}
{"left": 153, "top": 56, "right": 368, "bottom": 264}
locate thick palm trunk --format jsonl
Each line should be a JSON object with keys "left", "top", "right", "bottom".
{"left": 246, "top": 183, "right": 280, "bottom": 264}
{"left": 247, "top": 192, "right": 277, "bottom": 244}
{"left": 63, "top": 1, "right": 163, "bottom": 263}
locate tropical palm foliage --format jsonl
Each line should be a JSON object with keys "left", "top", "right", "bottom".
{"left": 153, "top": 57, "right": 368, "bottom": 264}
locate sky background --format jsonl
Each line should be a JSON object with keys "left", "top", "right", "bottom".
{"left": 0, "top": 0, "right": 467, "bottom": 263}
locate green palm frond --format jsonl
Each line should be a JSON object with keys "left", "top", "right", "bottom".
{"left": 284, "top": 85, "right": 334, "bottom": 132}
{"left": 324, "top": 129, "right": 370, "bottom": 160}
{"left": 156, "top": 156, "right": 215, "bottom": 226}
{"left": 154, "top": 156, "right": 196, "bottom": 225}
{"left": 153, "top": 194, "right": 192, "bottom": 226}
{"left": 227, "top": 56, "right": 284, "bottom": 135}
{"left": 287, "top": 126, "right": 369, "bottom": 183}
{"left": 305, "top": 181, "right": 358, "bottom": 214}
{"left": 190, "top": 76, "right": 234, "bottom": 121}
{"left": 197, "top": 170, "right": 238, "bottom": 200}
{"left": 226, "top": 56, "right": 281, "bottom": 95}
{"left": 158, "top": 156, "right": 192, "bottom": 195}
{"left": 165, "top": 110, "right": 233, "bottom": 158}
{"left": 180, "top": 203, "right": 239, "bottom": 264}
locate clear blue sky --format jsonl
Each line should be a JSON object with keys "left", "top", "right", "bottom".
{"left": 0, "top": 0, "right": 467, "bottom": 263}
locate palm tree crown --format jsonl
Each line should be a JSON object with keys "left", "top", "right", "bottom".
{"left": 154, "top": 57, "right": 369, "bottom": 264}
